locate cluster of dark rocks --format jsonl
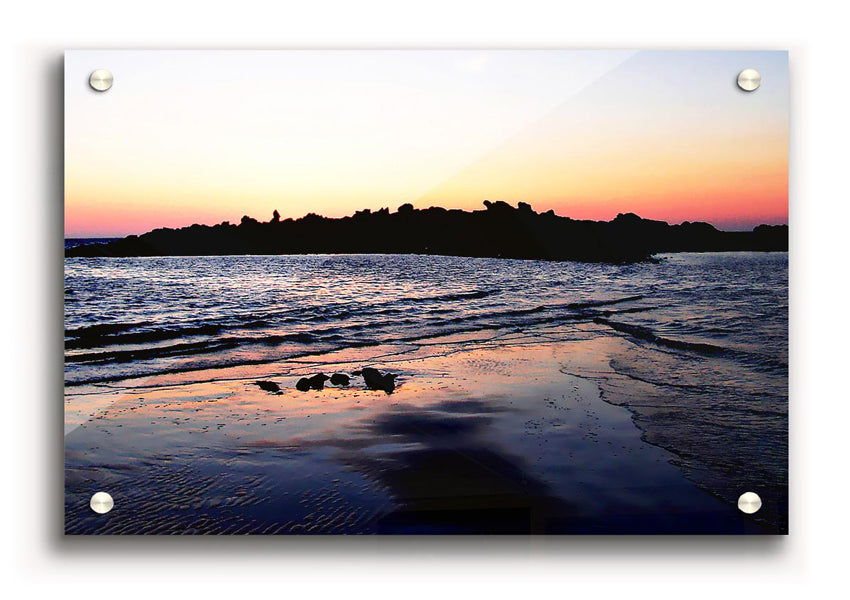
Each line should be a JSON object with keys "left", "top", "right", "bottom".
{"left": 294, "top": 373, "right": 345, "bottom": 391}
{"left": 353, "top": 368, "right": 398, "bottom": 394}
{"left": 253, "top": 367, "right": 398, "bottom": 395}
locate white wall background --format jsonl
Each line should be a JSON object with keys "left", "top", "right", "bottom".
{"left": 2, "top": 1, "right": 846, "bottom": 597}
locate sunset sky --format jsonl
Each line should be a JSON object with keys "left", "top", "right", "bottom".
{"left": 65, "top": 50, "right": 788, "bottom": 237}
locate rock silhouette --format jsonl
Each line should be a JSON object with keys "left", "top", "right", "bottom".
{"left": 254, "top": 380, "right": 281, "bottom": 394}
{"left": 295, "top": 373, "right": 329, "bottom": 391}
{"left": 65, "top": 202, "right": 788, "bottom": 264}
{"left": 329, "top": 373, "right": 350, "bottom": 386}
{"left": 358, "top": 367, "right": 397, "bottom": 394}
{"left": 309, "top": 373, "right": 330, "bottom": 389}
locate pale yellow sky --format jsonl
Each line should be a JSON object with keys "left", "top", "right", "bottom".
{"left": 65, "top": 50, "right": 787, "bottom": 236}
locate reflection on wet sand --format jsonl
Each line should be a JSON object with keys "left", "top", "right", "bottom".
{"left": 297, "top": 404, "right": 576, "bottom": 534}
{"left": 65, "top": 331, "right": 767, "bottom": 534}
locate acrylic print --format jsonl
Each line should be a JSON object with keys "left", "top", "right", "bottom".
{"left": 64, "top": 50, "right": 788, "bottom": 534}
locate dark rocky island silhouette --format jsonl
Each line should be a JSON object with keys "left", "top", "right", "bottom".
{"left": 66, "top": 201, "right": 788, "bottom": 263}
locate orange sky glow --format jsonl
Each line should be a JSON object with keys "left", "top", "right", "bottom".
{"left": 65, "top": 50, "right": 788, "bottom": 237}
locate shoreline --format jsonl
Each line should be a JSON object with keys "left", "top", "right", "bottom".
{"left": 65, "top": 326, "right": 775, "bottom": 534}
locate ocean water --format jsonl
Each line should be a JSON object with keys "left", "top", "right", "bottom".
{"left": 64, "top": 251, "right": 788, "bottom": 531}
{"left": 64, "top": 253, "right": 787, "bottom": 385}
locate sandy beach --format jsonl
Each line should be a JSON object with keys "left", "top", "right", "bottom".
{"left": 65, "top": 323, "right": 769, "bottom": 534}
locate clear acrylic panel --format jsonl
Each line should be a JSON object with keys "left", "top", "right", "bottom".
{"left": 64, "top": 50, "right": 788, "bottom": 535}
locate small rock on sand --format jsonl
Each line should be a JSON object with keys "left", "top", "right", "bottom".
{"left": 255, "top": 381, "right": 281, "bottom": 394}
{"left": 296, "top": 374, "right": 330, "bottom": 391}
{"left": 308, "top": 374, "right": 329, "bottom": 390}
{"left": 330, "top": 373, "right": 350, "bottom": 386}
{"left": 360, "top": 367, "right": 397, "bottom": 394}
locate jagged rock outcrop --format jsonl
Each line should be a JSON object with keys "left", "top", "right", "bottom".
{"left": 66, "top": 202, "right": 788, "bottom": 263}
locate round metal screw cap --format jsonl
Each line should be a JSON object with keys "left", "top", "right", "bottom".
{"left": 737, "top": 491, "right": 762, "bottom": 514}
{"left": 737, "top": 69, "right": 761, "bottom": 92}
{"left": 90, "top": 491, "right": 114, "bottom": 514}
{"left": 89, "top": 69, "right": 113, "bottom": 92}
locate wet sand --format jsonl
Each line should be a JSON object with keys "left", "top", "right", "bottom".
{"left": 65, "top": 326, "right": 765, "bottom": 534}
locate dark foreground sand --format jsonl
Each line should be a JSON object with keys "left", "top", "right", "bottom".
{"left": 65, "top": 327, "right": 766, "bottom": 534}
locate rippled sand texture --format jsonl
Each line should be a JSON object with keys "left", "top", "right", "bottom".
{"left": 65, "top": 332, "right": 768, "bottom": 535}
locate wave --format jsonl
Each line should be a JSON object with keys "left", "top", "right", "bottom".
{"left": 66, "top": 296, "right": 653, "bottom": 374}
{"left": 594, "top": 317, "right": 787, "bottom": 372}
{"left": 65, "top": 288, "right": 504, "bottom": 349}
{"left": 65, "top": 323, "right": 226, "bottom": 350}
{"left": 66, "top": 339, "right": 245, "bottom": 364}
{"left": 567, "top": 295, "right": 644, "bottom": 310}
{"left": 66, "top": 321, "right": 153, "bottom": 338}
{"left": 593, "top": 317, "right": 728, "bottom": 355}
